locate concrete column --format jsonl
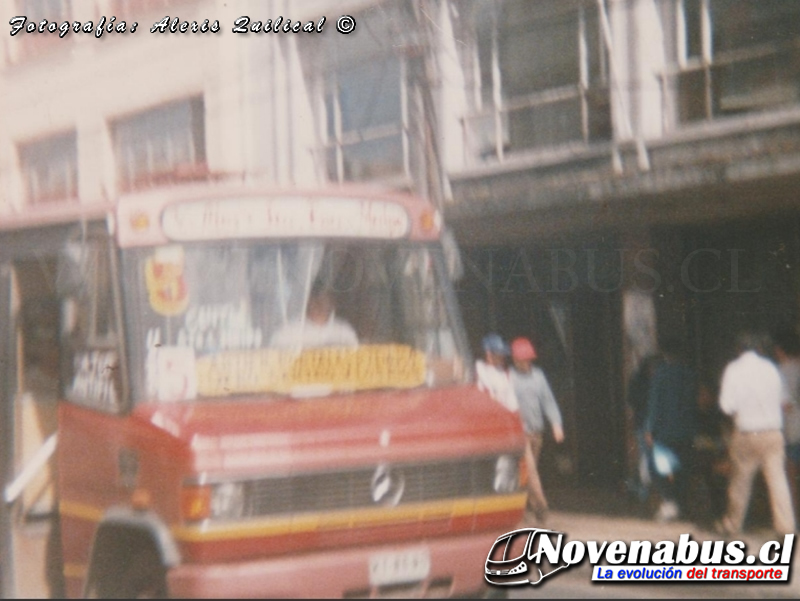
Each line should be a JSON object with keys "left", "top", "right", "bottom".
{"left": 242, "top": 31, "right": 277, "bottom": 184}
{"left": 621, "top": 229, "right": 659, "bottom": 381}
{"left": 607, "top": 0, "right": 634, "bottom": 143}
{"left": 284, "top": 36, "right": 318, "bottom": 186}
{"left": 620, "top": 228, "right": 658, "bottom": 487}
{"left": 205, "top": 16, "right": 245, "bottom": 179}
{"left": 0, "top": 138, "right": 23, "bottom": 212}
{"left": 77, "top": 115, "right": 114, "bottom": 204}
{"left": 631, "top": 0, "right": 668, "bottom": 140}
{"left": 0, "top": 1, "right": 15, "bottom": 68}
{"left": 436, "top": 0, "right": 469, "bottom": 186}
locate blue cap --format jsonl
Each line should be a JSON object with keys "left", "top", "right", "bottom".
{"left": 482, "top": 333, "right": 509, "bottom": 356}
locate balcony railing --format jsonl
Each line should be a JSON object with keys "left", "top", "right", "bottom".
{"left": 461, "top": 83, "right": 611, "bottom": 165}
{"left": 664, "top": 40, "right": 800, "bottom": 125}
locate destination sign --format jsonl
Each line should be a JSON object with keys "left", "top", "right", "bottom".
{"left": 161, "top": 197, "right": 410, "bottom": 241}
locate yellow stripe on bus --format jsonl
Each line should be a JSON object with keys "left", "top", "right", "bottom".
{"left": 57, "top": 493, "right": 527, "bottom": 544}
{"left": 172, "top": 493, "right": 527, "bottom": 542}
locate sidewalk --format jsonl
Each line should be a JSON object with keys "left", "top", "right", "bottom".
{"left": 508, "top": 508, "right": 800, "bottom": 599}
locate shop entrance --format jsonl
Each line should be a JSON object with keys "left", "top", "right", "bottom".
{"left": 655, "top": 216, "right": 800, "bottom": 395}
{"left": 1, "top": 239, "right": 66, "bottom": 598}
{"left": 456, "top": 239, "right": 627, "bottom": 492}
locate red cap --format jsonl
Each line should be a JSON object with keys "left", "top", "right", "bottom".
{"left": 511, "top": 337, "right": 537, "bottom": 361}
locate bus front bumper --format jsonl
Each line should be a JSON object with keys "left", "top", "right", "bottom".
{"left": 167, "top": 530, "right": 497, "bottom": 598}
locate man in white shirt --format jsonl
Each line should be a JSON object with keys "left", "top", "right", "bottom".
{"left": 270, "top": 285, "right": 358, "bottom": 350}
{"left": 774, "top": 329, "right": 800, "bottom": 522}
{"left": 717, "top": 332, "right": 795, "bottom": 536}
{"left": 475, "top": 333, "right": 518, "bottom": 412}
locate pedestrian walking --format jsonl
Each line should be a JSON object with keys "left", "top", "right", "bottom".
{"left": 509, "top": 337, "right": 563, "bottom": 523}
{"left": 717, "top": 331, "right": 796, "bottom": 537}
{"left": 773, "top": 328, "right": 800, "bottom": 522}
{"left": 644, "top": 337, "right": 697, "bottom": 522}
{"left": 626, "top": 353, "right": 661, "bottom": 504}
{"left": 475, "top": 333, "right": 518, "bottom": 412}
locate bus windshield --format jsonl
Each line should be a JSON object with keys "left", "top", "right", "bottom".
{"left": 122, "top": 240, "right": 469, "bottom": 403}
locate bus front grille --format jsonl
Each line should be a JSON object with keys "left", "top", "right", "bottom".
{"left": 240, "top": 455, "right": 508, "bottom": 518}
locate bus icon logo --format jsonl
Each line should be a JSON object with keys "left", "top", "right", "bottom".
{"left": 485, "top": 527, "right": 572, "bottom": 586}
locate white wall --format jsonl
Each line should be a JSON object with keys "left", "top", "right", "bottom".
{"left": 0, "top": 0, "right": 298, "bottom": 209}
{"left": 0, "top": 0, "right": 527, "bottom": 212}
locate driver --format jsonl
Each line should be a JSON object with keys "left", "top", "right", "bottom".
{"left": 270, "top": 282, "right": 358, "bottom": 349}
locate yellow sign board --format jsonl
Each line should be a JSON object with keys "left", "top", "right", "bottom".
{"left": 196, "top": 344, "right": 426, "bottom": 397}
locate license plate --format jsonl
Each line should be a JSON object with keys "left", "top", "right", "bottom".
{"left": 368, "top": 548, "right": 431, "bottom": 587}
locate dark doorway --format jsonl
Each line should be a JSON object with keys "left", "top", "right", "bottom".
{"left": 654, "top": 216, "right": 800, "bottom": 395}
{"left": 455, "top": 239, "right": 626, "bottom": 491}
{"left": 571, "top": 287, "right": 625, "bottom": 486}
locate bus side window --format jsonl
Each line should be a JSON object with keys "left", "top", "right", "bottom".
{"left": 58, "top": 235, "right": 124, "bottom": 414}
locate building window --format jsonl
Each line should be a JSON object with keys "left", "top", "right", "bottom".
{"left": 109, "top": 0, "right": 196, "bottom": 21}
{"left": 672, "top": 0, "right": 800, "bottom": 123}
{"left": 464, "top": 1, "right": 611, "bottom": 162}
{"left": 18, "top": 0, "right": 70, "bottom": 20}
{"left": 317, "top": 4, "right": 411, "bottom": 184}
{"left": 18, "top": 131, "right": 78, "bottom": 204}
{"left": 14, "top": 0, "right": 72, "bottom": 60}
{"left": 112, "top": 97, "right": 206, "bottom": 192}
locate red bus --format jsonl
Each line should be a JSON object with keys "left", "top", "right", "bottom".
{"left": 0, "top": 184, "right": 526, "bottom": 598}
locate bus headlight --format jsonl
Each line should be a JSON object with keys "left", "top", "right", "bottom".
{"left": 210, "top": 482, "right": 246, "bottom": 520}
{"left": 493, "top": 454, "right": 519, "bottom": 494}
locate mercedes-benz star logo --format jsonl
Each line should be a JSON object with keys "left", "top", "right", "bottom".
{"left": 371, "top": 464, "right": 405, "bottom": 506}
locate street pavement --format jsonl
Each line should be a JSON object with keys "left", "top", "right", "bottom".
{"left": 505, "top": 507, "right": 800, "bottom": 599}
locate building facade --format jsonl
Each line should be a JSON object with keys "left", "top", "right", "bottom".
{"left": 444, "top": 0, "right": 800, "bottom": 488}
{"left": 3, "top": 0, "right": 800, "bottom": 490}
